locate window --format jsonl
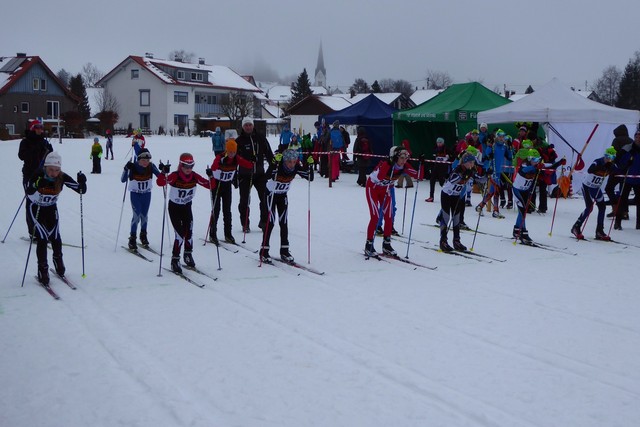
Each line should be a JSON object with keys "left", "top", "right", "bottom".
{"left": 139, "top": 113, "right": 150, "bottom": 129}
{"left": 177, "top": 70, "right": 185, "bottom": 80}
{"left": 140, "top": 90, "right": 150, "bottom": 106}
{"left": 21, "top": 102, "right": 29, "bottom": 113}
{"left": 47, "top": 100, "right": 60, "bottom": 119}
{"left": 6, "top": 124, "right": 15, "bottom": 134}
{"left": 33, "top": 78, "right": 40, "bottom": 90}
{"left": 196, "top": 94, "right": 217, "bottom": 104}
{"left": 190, "top": 72, "right": 203, "bottom": 82}
{"left": 131, "top": 69, "right": 139, "bottom": 79}
{"left": 174, "top": 91, "right": 188, "bottom": 103}
{"left": 40, "top": 79, "right": 47, "bottom": 91}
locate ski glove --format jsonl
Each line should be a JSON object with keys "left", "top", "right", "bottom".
{"left": 159, "top": 162, "right": 171, "bottom": 174}
{"left": 266, "top": 179, "right": 276, "bottom": 192}
{"left": 205, "top": 168, "right": 213, "bottom": 178}
{"left": 77, "top": 172, "right": 87, "bottom": 185}
{"left": 274, "top": 153, "right": 283, "bottom": 162}
{"left": 125, "top": 161, "right": 136, "bottom": 171}
{"left": 307, "top": 156, "right": 314, "bottom": 164}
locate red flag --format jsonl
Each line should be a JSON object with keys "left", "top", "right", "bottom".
{"left": 574, "top": 154, "right": 585, "bottom": 171}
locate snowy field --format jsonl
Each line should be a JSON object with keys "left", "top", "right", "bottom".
{"left": 1, "top": 134, "right": 639, "bottom": 427}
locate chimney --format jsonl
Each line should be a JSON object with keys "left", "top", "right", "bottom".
{"left": 198, "top": 57, "right": 205, "bottom": 65}
{"left": 16, "top": 52, "right": 27, "bottom": 57}
{"left": 174, "top": 55, "right": 182, "bottom": 62}
{"left": 144, "top": 52, "right": 154, "bottom": 59}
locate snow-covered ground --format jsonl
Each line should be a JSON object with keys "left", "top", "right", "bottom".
{"left": 1, "top": 135, "right": 639, "bottom": 427}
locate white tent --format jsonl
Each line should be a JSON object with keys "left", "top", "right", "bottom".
{"left": 478, "top": 78, "right": 640, "bottom": 190}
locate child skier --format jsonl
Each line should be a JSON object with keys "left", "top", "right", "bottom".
{"left": 26, "top": 152, "right": 87, "bottom": 284}
{"left": 206, "top": 139, "right": 254, "bottom": 245}
{"left": 259, "top": 149, "right": 314, "bottom": 264}
{"left": 156, "top": 153, "right": 211, "bottom": 273}
{"left": 364, "top": 146, "right": 419, "bottom": 257}
{"left": 121, "top": 148, "right": 162, "bottom": 250}
{"left": 475, "top": 130, "right": 513, "bottom": 218}
{"left": 512, "top": 149, "right": 565, "bottom": 244}
{"left": 105, "top": 129, "right": 114, "bottom": 160}
{"left": 437, "top": 152, "right": 485, "bottom": 252}
{"left": 571, "top": 147, "right": 617, "bottom": 241}
{"left": 90, "top": 137, "right": 103, "bottom": 174}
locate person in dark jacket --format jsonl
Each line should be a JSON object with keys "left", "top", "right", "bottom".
{"left": 426, "top": 137, "right": 452, "bottom": 202}
{"left": 605, "top": 124, "right": 634, "bottom": 219}
{"left": 614, "top": 129, "right": 640, "bottom": 230}
{"left": 236, "top": 117, "right": 274, "bottom": 233}
{"left": 352, "top": 127, "right": 372, "bottom": 187}
{"left": 18, "top": 119, "right": 53, "bottom": 234}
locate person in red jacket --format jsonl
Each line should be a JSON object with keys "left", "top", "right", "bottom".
{"left": 156, "top": 153, "right": 211, "bottom": 273}
{"left": 364, "top": 146, "right": 420, "bottom": 257}
{"left": 206, "top": 139, "right": 253, "bottom": 245}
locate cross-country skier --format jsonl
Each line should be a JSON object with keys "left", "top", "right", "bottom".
{"left": 259, "top": 149, "right": 314, "bottom": 264}
{"left": 364, "top": 146, "right": 420, "bottom": 257}
{"left": 121, "top": 148, "right": 162, "bottom": 250}
{"left": 156, "top": 153, "right": 211, "bottom": 273}
{"left": 26, "top": 152, "right": 87, "bottom": 285}
{"left": 571, "top": 147, "right": 617, "bottom": 240}
{"left": 205, "top": 139, "right": 254, "bottom": 245}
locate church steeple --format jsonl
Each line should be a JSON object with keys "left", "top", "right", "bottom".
{"left": 314, "top": 42, "right": 326, "bottom": 88}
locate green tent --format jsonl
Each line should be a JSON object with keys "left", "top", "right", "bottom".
{"left": 393, "top": 82, "right": 512, "bottom": 158}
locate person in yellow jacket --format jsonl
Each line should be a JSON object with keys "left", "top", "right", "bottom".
{"left": 90, "top": 137, "right": 103, "bottom": 174}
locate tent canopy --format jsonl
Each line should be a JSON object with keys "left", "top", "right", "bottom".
{"left": 321, "top": 94, "right": 397, "bottom": 157}
{"left": 478, "top": 78, "right": 640, "bottom": 189}
{"left": 392, "top": 82, "right": 512, "bottom": 158}
{"left": 477, "top": 78, "right": 640, "bottom": 124}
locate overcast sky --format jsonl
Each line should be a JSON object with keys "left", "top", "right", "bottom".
{"left": 2, "top": 0, "right": 639, "bottom": 93}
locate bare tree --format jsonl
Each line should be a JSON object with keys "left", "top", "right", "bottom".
{"left": 95, "top": 88, "right": 120, "bottom": 114}
{"left": 592, "top": 65, "right": 622, "bottom": 106}
{"left": 81, "top": 63, "right": 104, "bottom": 87}
{"left": 392, "top": 79, "right": 413, "bottom": 99}
{"left": 168, "top": 49, "right": 196, "bottom": 63}
{"left": 425, "top": 69, "right": 453, "bottom": 90}
{"left": 221, "top": 91, "right": 253, "bottom": 124}
{"left": 378, "top": 78, "right": 396, "bottom": 93}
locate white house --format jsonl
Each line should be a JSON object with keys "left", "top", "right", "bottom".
{"left": 97, "top": 54, "right": 261, "bottom": 134}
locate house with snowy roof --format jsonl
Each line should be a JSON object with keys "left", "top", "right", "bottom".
{"left": 0, "top": 53, "right": 79, "bottom": 138}
{"left": 97, "top": 54, "right": 262, "bottom": 135}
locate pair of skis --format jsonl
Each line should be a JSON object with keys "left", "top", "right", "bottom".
{"left": 35, "top": 269, "right": 77, "bottom": 300}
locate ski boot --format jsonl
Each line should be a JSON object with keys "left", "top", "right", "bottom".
{"left": 453, "top": 238, "right": 467, "bottom": 251}
{"left": 209, "top": 234, "right": 219, "bottom": 245}
{"left": 140, "top": 230, "right": 149, "bottom": 246}
{"left": 260, "top": 247, "right": 272, "bottom": 264}
{"left": 171, "top": 256, "right": 182, "bottom": 274}
{"left": 128, "top": 233, "right": 137, "bottom": 250}
{"left": 391, "top": 227, "right": 400, "bottom": 236}
{"left": 506, "top": 200, "right": 513, "bottom": 209}
{"left": 382, "top": 237, "right": 397, "bottom": 256}
{"left": 439, "top": 239, "right": 453, "bottom": 252}
{"left": 459, "top": 222, "right": 470, "bottom": 231}
{"left": 375, "top": 226, "right": 384, "bottom": 236}
{"left": 571, "top": 222, "right": 584, "bottom": 240}
{"left": 500, "top": 199, "right": 506, "bottom": 208}
{"left": 37, "top": 263, "right": 50, "bottom": 285}
{"left": 53, "top": 255, "right": 65, "bottom": 277}
{"left": 614, "top": 220, "right": 622, "bottom": 230}
{"left": 280, "top": 247, "right": 294, "bottom": 263}
{"left": 465, "top": 199, "right": 472, "bottom": 207}
{"left": 224, "top": 234, "right": 236, "bottom": 244}
{"left": 512, "top": 226, "right": 521, "bottom": 239}
{"left": 519, "top": 229, "right": 533, "bottom": 245}
{"left": 183, "top": 252, "right": 195, "bottom": 268}
{"left": 492, "top": 210, "right": 504, "bottom": 219}
{"left": 595, "top": 229, "right": 611, "bottom": 241}
{"left": 364, "top": 240, "right": 377, "bottom": 257}
{"left": 425, "top": 197, "right": 434, "bottom": 203}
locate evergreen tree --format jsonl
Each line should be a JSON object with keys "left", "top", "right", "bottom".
{"left": 371, "top": 80, "right": 381, "bottom": 93}
{"left": 525, "top": 85, "right": 535, "bottom": 94}
{"left": 349, "top": 78, "right": 370, "bottom": 95}
{"left": 289, "top": 68, "right": 313, "bottom": 107}
{"left": 69, "top": 74, "right": 91, "bottom": 122}
{"left": 616, "top": 51, "right": 640, "bottom": 110}
{"left": 56, "top": 68, "right": 71, "bottom": 87}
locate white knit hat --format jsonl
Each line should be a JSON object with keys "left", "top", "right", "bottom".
{"left": 43, "top": 151, "right": 62, "bottom": 168}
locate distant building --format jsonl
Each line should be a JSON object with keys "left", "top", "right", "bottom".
{"left": 314, "top": 42, "right": 326, "bottom": 88}
{"left": 97, "top": 54, "right": 261, "bottom": 135}
{"left": 0, "top": 53, "right": 79, "bottom": 137}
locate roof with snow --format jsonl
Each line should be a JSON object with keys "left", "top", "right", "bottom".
{"left": 98, "top": 56, "right": 260, "bottom": 92}
{"left": 0, "top": 55, "right": 78, "bottom": 100}
{"left": 410, "top": 89, "right": 444, "bottom": 105}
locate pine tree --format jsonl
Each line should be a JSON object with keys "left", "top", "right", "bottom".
{"left": 371, "top": 80, "right": 381, "bottom": 93}
{"left": 616, "top": 51, "right": 640, "bottom": 110}
{"left": 69, "top": 74, "right": 91, "bottom": 122}
{"left": 289, "top": 68, "right": 313, "bottom": 107}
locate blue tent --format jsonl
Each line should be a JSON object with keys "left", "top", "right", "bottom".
{"left": 320, "top": 94, "right": 396, "bottom": 157}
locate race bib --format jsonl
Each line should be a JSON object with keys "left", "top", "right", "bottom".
{"left": 169, "top": 186, "right": 195, "bottom": 204}
{"left": 128, "top": 178, "right": 153, "bottom": 193}
{"left": 28, "top": 192, "right": 59, "bottom": 207}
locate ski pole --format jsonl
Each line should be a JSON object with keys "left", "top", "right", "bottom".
{"left": 21, "top": 204, "right": 41, "bottom": 287}
{"left": 307, "top": 169, "right": 311, "bottom": 264}
{"left": 1, "top": 194, "right": 26, "bottom": 243}
{"left": 79, "top": 178, "right": 86, "bottom": 278}
{"left": 115, "top": 153, "right": 135, "bottom": 251}
{"left": 401, "top": 186, "right": 408, "bottom": 235}
{"left": 157, "top": 168, "right": 169, "bottom": 277}
{"left": 404, "top": 162, "right": 422, "bottom": 259}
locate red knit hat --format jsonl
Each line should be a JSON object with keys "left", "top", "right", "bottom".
{"left": 30, "top": 120, "right": 43, "bottom": 131}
